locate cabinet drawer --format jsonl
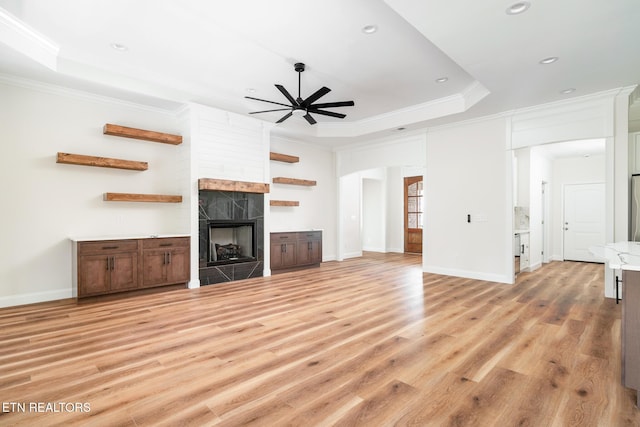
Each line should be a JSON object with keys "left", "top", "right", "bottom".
{"left": 78, "top": 240, "right": 139, "bottom": 255}
{"left": 298, "top": 231, "right": 321, "bottom": 241}
{"left": 271, "top": 233, "right": 298, "bottom": 242}
{"left": 142, "top": 237, "right": 189, "bottom": 249}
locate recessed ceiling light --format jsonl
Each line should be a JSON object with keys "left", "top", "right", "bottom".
{"left": 539, "top": 56, "right": 559, "bottom": 65}
{"left": 506, "top": 2, "right": 530, "bottom": 15}
{"left": 110, "top": 43, "right": 128, "bottom": 52}
{"left": 362, "top": 25, "right": 378, "bottom": 34}
{"left": 560, "top": 88, "right": 576, "bottom": 94}
{"left": 246, "top": 88, "right": 256, "bottom": 93}
{"left": 435, "top": 77, "right": 449, "bottom": 83}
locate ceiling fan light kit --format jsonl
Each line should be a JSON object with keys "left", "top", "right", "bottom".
{"left": 245, "top": 62, "right": 355, "bottom": 125}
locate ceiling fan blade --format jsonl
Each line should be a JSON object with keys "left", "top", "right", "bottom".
{"left": 248, "top": 108, "right": 291, "bottom": 114}
{"left": 303, "top": 113, "right": 317, "bottom": 125}
{"left": 276, "top": 112, "right": 293, "bottom": 123}
{"left": 245, "top": 96, "right": 291, "bottom": 108}
{"left": 301, "top": 86, "right": 331, "bottom": 108}
{"left": 309, "top": 100, "right": 355, "bottom": 109}
{"left": 275, "top": 84, "right": 298, "bottom": 106}
{"left": 307, "top": 109, "right": 346, "bottom": 119}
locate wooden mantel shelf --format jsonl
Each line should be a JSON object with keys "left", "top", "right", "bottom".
{"left": 270, "top": 200, "right": 299, "bottom": 207}
{"left": 198, "top": 178, "right": 270, "bottom": 194}
{"left": 104, "top": 193, "right": 183, "bottom": 203}
{"left": 270, "top": 152, "right": 299, "bottom": 163}
{"left": 273, "top": 177, "right": 317, "bottom": 186}
{"left": 57, "top": 152, "right": 148, "bottom": 171}
{"left": 103, "top": 123, "right": 182, "bottom": 145}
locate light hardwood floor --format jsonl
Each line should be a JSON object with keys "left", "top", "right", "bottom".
{"left": 0, "top": 253, "right": 639, "bottom": 426}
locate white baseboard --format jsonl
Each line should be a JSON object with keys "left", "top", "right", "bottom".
{"left": 423, "top": 265, "right": 513, "bottom": 284}
{"left": 362, "top": 246, "right": 386, "bottom": 252}
{"left": 0, "top": 288, "right": 72, "bottom": 308}
{"left": 343, "top": 251, "right": 363, "bottom": 259}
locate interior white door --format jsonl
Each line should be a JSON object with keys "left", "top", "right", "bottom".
{"left": 563, "top": 183, "right": 605, "bottom": 262}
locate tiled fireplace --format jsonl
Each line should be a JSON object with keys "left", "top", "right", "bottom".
{"left": 198, "top": 189, "right": 264, "bottom": 285}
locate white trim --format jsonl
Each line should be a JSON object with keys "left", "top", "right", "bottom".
{"left": 0, "top": 289, "right": 72, "bottom": 309}
{"left": 0, "top": 6, "right": 59, "bottom": 70}
{"left": 423, "top": 265, "right": 512, "bottom": 285}
{"left": 0, "top": 73, "right": 182, "bottom": 116}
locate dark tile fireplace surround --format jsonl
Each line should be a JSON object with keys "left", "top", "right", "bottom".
{"left": 199, "top": 190, "right": 264, "bottom": 285}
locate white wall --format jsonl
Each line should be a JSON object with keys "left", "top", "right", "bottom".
{"left": 339, "top": 172, "right": 362, "bottom": 259}
{"left": 0, "top": 81, "right": 187, "bottom": 307}
{"left": 188, "top": 103, "right": 271, "bottom": 281}
{"left": 335, "top": 133, "right": 426, "bottom": 260}
{"left": 425, "top": 117, "right": 512, "bottom": 283}
{"left": 269, "top": 135, "right": 337, "bottom": 261}
{"left": 362, "top": 177, "right": 385, "bottom": 252}
{"left": 528, "top": 149, "right": 553, "bottom": 269}
{"left": 550, "top": 154, "right": 606, "bottom": 260}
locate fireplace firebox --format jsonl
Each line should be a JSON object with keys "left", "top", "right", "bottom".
{"left": 207, "top": 220, "right": 257, "bottom": 266}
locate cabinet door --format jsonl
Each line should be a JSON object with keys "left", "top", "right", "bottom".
{"left": 309, "top": 240, "right": 322, "bottom": 264}
{"left": 166, "top": 247, "right": 189, "bottom": 284}
{"left": 142, "top": 249, "right": 168, "bottom": 287}
{"left": 296, "top": 240, "right": 321, "bottom": 265}
{"left": 110, "top": 252, "right": 138, "bottom": 291}
{"left": 270, "top": 243, "right": 284, "bottom": 269}
{"left": 271, "top": 242, "right": 296, "bottom": 269}
{"left": 281, "top": 242, "right": 297, "bottom": 267}
{"left": 78, "top": 255, "right": 110, "bottom": 296}
{"left": 520, "top": 234, "right": 530, "bottom": 269}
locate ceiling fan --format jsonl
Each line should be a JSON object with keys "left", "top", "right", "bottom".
{"left": 245, "top": 62, "right": 354, "bottom": 125}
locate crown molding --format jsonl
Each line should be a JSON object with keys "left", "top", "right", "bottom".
{"left": 0, "top": 72, "right": 182, "bottom": 116}
{"left": 0, "top": 6, "right": 58, "bottom": 70}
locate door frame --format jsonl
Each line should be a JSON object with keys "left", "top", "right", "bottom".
{"left": 561, "top": 181, "right": 606, "bottom": 262}
{"left": 404, "top": 175, "right": 423, "bottom": 253}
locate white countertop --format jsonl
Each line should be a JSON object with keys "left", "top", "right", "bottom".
{"left": 69, "top": 234, "right": 190, "bottom": 242}
{"left": 589, "top": 242, "right": 640, "bottom": 271}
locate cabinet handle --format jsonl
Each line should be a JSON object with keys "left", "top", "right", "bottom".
{"left": 168, "top": 252, "right": 172, "bottom": 264}
{"left": 110, "top": 256, "right": 115, "bottom": 271}
{"left": 102, "top": 246, "right": 118, "bottom": 250}
{"left": 159, "top": 243, "right": 173, "bottom": 247}
{"left": 106, "top": 256, "right": 110, "bottom": 270}
{"left": 308, "top": 242, "right": 312, "bottom": 251}
{"left": 521, "top": 244, "right": 524, "bottom": 254}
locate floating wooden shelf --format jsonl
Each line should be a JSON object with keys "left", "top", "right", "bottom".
{"left": 273, "top": 177, "right": 317, "bottom": 186}
{"left": 103, "top": 123, "right": 182, "bottom": 145}
{"left": 56, "top": 152, "right": 148, "bottom": 171}
{"left": 270, "top": 200, "right": 300, "bottom": 207}
{"left": 198, "top": 178, "right": 270, "bottom": 194}
{"left": 104, "top": 193, "right": 183, "bottom": 203}
{"left": 270, "top": 152, "right": 299, "bottom": 163}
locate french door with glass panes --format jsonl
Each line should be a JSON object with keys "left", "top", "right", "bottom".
{"left": 404, "top": 176, "right": 423, "bottom": 253}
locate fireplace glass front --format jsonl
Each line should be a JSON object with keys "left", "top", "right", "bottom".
{"left": 207, "top": 220, "right": 257, "bottom": 266}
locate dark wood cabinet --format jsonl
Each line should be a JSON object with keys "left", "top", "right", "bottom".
{"left": 142, "top": 237, "right": 190, "bottom": 288}
{"left": 77, "top": 240, "right": 139, "bottom": 297}
{"left": 74, "top": 236, "right": 189, "bottom": 298}
{"left": 270, "top": 233, "right": 298, "bottom": 270}
{"left": 296, "top": 231, "right": 322, "bottom": 266}
{"left": 271, "top": 231, "right": 322, "bottom": 272}
{"left": 622, "top": 270, "right": 640, "bottom": 406}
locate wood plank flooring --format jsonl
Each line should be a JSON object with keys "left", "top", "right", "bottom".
{"left": 0, "top": 253, "right": 639, "bottom": 426}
